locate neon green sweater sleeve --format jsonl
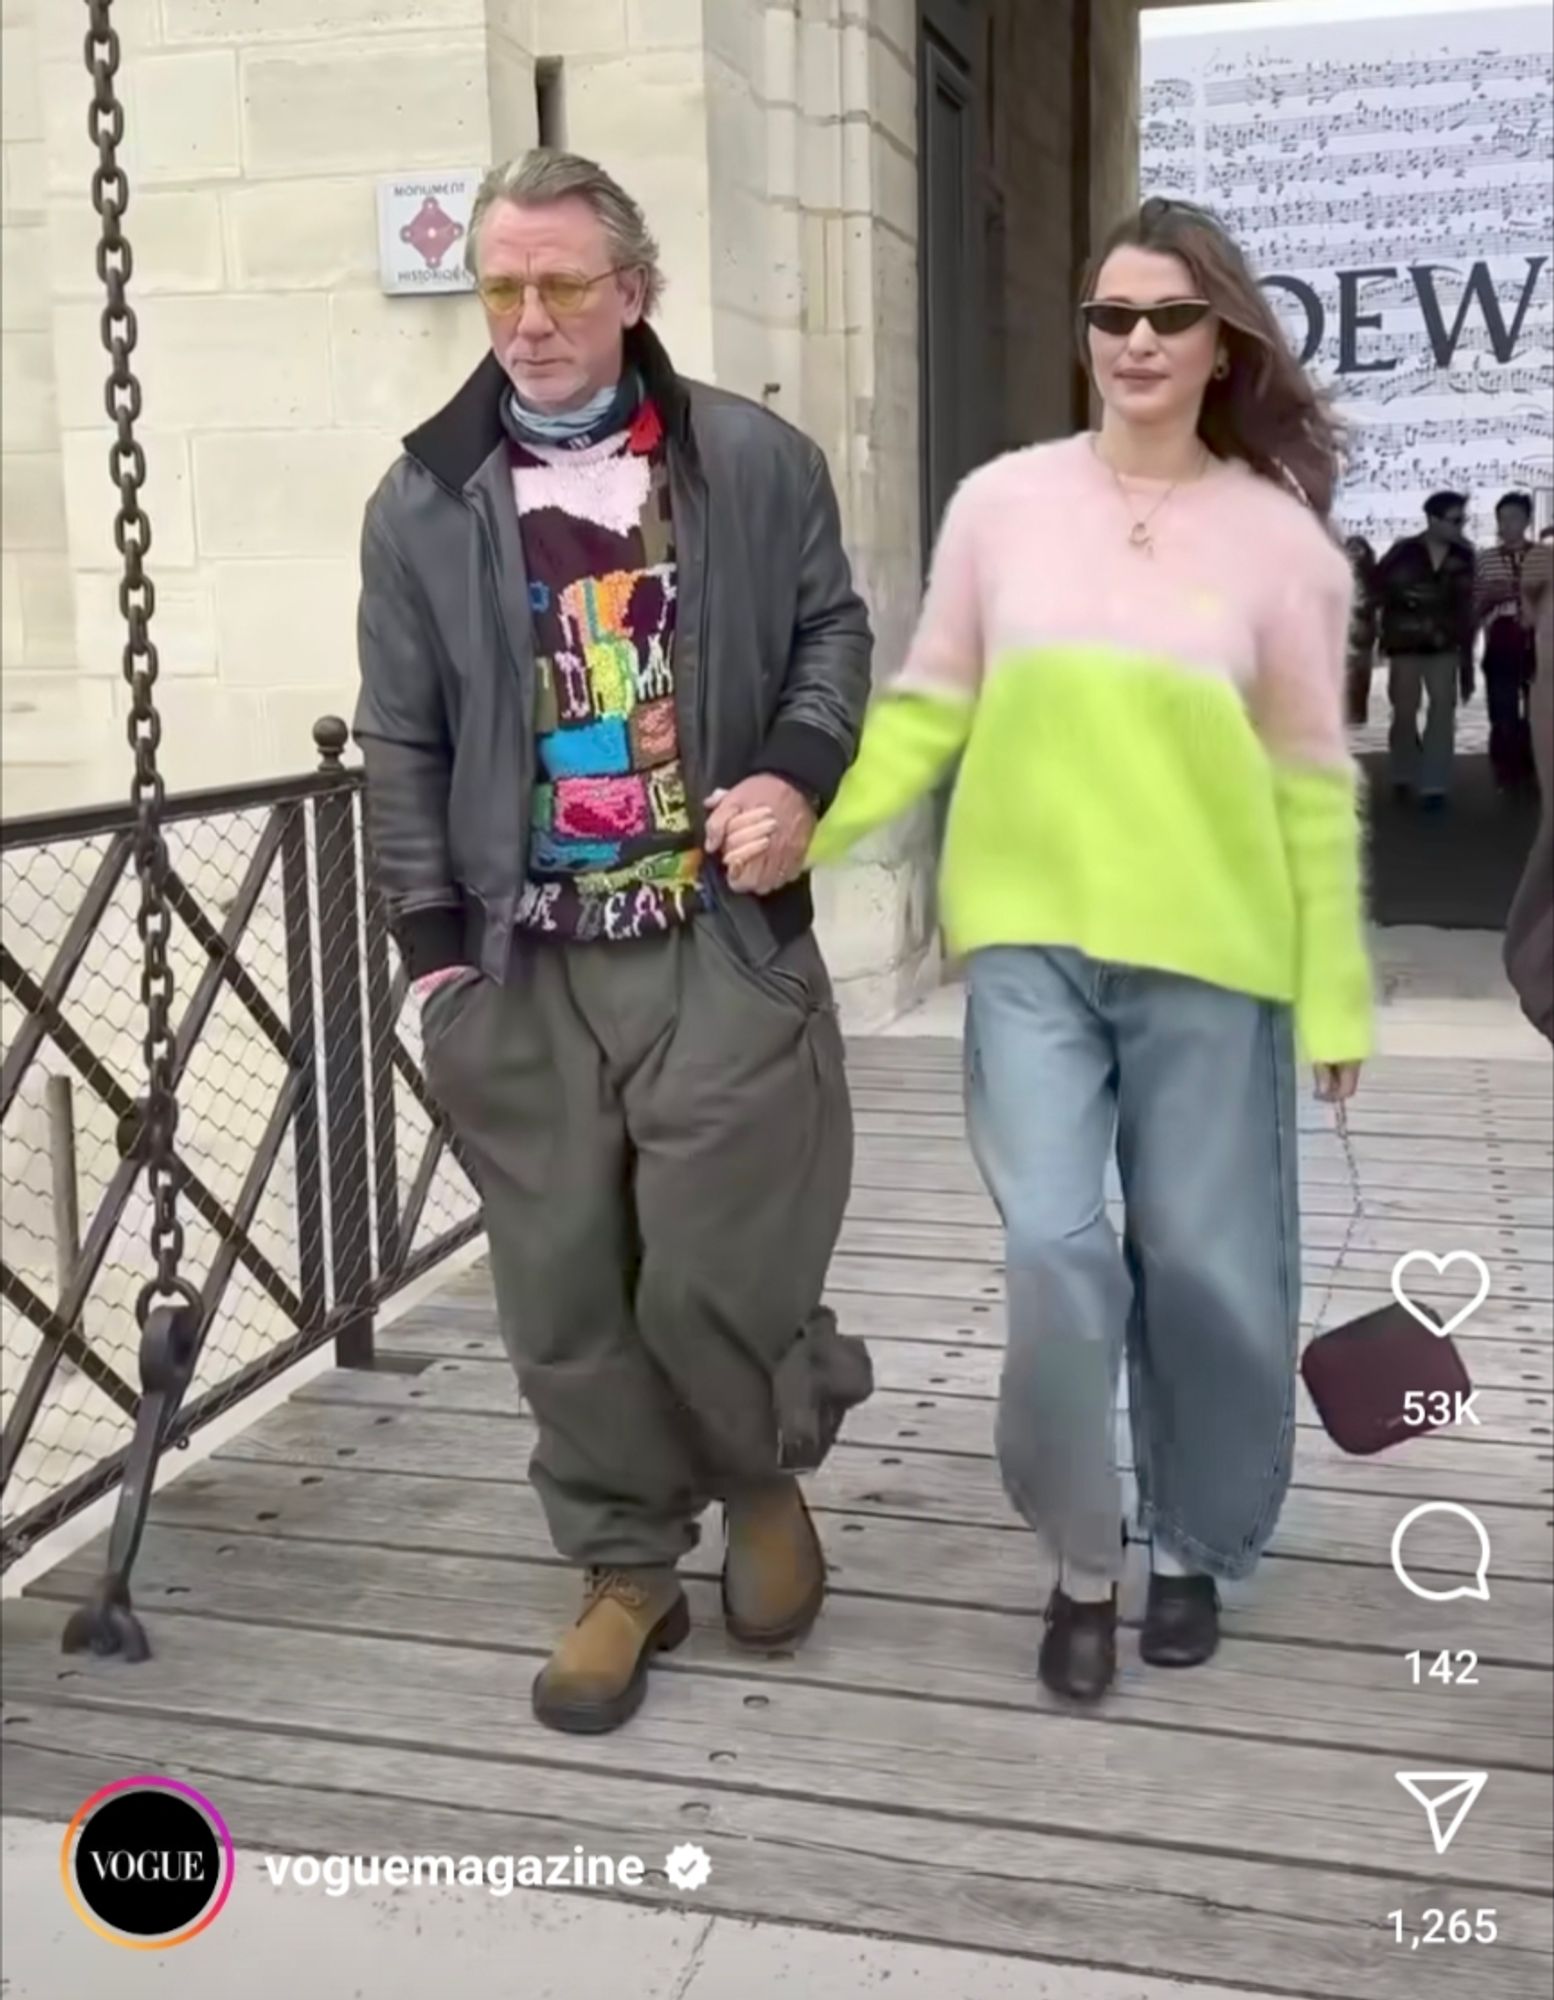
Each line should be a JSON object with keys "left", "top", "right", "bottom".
{"left": 807, "top": 689, "right": 975, "bottom": 867}
{"left": 1273, "top": 763, "right": 1374, "bottom": 1064}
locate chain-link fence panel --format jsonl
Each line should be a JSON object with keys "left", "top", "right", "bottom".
{"left": 1, "top": 757, "right": 482, "bottom": 1570}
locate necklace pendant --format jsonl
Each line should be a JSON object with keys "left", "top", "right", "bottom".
{"left": 1129, "top": 521, "right": 1153, "bottom": 554}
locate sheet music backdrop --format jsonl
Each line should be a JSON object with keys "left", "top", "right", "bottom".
{"left": 1140, "top": 4, "right": 1554, "bottom": 547}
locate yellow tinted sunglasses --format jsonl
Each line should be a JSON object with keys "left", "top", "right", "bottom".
{"left": 476, "top": 266, "right": 628, "bottom": 320}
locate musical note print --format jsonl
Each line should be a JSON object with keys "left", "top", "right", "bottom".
{"left": 1142, "top": 6, "right": 1553, "bottom": 536}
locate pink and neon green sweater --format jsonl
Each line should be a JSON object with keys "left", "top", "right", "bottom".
{"left": 808, "top": 435, "right": 1374, "bottom": 1062}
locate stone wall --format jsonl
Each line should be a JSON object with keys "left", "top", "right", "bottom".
{"left": 1, "top": 0, "right": 82, "bottom": 816}
{"left": 1, "top": 0, "right": 1149, "bottom": 1025}
{"left": 781, "top": 0, "right": 938, "bottom": 1026}
{"left": 0, "top": 1, "right": 934, "bottom": 1018}
{"left": 3, "top": 0, "right": 528, "bottom": 810}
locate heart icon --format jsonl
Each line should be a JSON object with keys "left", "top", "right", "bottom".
{"left": 1391, "top": 1250, "right": 1492, "bottom": 1339}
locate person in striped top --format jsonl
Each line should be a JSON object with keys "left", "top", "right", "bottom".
{"left": 1475, "top": 490, "right": 1538, "bottom": 791}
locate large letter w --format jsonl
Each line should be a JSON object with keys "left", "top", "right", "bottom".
{"left": 1410, "top": 257, "right": 1548, "bottom": 366}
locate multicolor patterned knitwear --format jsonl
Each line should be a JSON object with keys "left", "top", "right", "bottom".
{"left": 511, "top": 398, "right": 706, "bottom": 943}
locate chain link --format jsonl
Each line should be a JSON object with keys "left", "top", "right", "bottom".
{"left": 85, "top": 1, "right": 185, "bottom": 1320}
{"left": 1318, "top": 1095, "right": 1368, "bottom": 1327}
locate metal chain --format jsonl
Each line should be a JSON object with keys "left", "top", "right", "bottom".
{"left": 85, "top": 1, "right": 186, "bottom": 1320}
{"left": 1319, "top": 1095, "right": 1368, "bottom": 1327}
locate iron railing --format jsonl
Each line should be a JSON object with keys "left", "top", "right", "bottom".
{"left": 0, "top": 718, "right": 481, "bottom": 1573}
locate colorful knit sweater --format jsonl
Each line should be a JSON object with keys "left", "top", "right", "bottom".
{"left": 511, "top": 399, "right": 705, "bottom": 942}
{"left": 808, "top": 435, "right": 1375, "bottom": 1062}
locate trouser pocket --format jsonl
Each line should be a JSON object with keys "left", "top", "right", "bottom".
{"left": 697, "top": 908, "right": 832, "bottom": 1019}
{"left": 421, "top": 965, "right": 484, "bottom": 1038}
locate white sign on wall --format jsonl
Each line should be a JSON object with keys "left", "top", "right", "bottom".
{"left": 375, "top": 171, "right": 482, "bottom": 296}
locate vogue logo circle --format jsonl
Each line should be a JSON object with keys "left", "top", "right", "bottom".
{"left": 61, "top": 1777, "right": 234, "bottom": 1948}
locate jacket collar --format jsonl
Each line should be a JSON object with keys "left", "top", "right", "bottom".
{"left": 401, "top": 323, "right": 692, "bottom": 493}
{"left": 1412, "top": 532, "right": 1471, "bottom": 565}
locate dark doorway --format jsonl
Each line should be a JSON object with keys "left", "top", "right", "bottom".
{"left": 917, "top": 1, "right": 992, "bottom": 907}
{"left": 1360, "top": 750, "right": 1539, "bottom": 928}
{"left": 917, "top": 0, "right": 991, "bottom": 564}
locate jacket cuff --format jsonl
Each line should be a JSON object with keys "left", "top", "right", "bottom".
{"left": 397, "top": 904, "right": 466, "bottom": 982}
{"left": 751, "top": 720, "right": 851, "bottom": 813}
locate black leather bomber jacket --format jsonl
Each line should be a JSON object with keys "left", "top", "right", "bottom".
{"left": 352, "top": 323, "right": 874, "bottom": 982}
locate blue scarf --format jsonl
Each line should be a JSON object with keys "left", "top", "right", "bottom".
{"left": 504, "top": 370, "right": 642, "bottom": 451}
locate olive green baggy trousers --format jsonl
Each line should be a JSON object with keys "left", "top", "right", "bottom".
{"left": 422, "top": 915, "right": 870, "bottom": 1568}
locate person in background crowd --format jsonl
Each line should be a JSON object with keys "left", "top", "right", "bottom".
{"left": 1376, "top": 492, "right": 1477, "bottom": 810}
{"left": 1342, "top": 534, "right": 1379, "bottom": 727}
{"left": 752, "top": 195, "right": 1373, "bottom": 1706}
{"left": 1475, "top": 490, "right": 1538, "bottom": 792}
{"left": 1504, "top": 531, "right": 1553, "bottom": 1041}
{"left": 354, "top": 149, "right": 875, "bottom": 1737}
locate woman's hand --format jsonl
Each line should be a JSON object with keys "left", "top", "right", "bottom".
{"left": 705, "top": 781, "right": 814, "bottom": 894}
{"left": 1313, "top": 1062, "right": 1362, "bottom": 1103}
{"left": 705, "top": 789, "right": 780, "bottom": 891}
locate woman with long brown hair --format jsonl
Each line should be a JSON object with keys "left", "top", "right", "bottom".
{"left": 795, "top": 197, "right": 1374, "bottom": 1703}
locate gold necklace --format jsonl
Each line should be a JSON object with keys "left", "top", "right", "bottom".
{"left": 1095, "top": 440, "right": 1209, "bottom": 557}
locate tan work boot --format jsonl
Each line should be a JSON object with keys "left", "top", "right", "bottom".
{"left": 531, "top": 1567, "right": 689, "bottom": 1734}
{"left": 721, "top": 1477, "right": 826, "bottom": 1648}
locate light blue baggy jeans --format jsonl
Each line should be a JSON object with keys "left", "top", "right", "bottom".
{"left": 965, "top": 946, "right": 1301, "bottom": 1583}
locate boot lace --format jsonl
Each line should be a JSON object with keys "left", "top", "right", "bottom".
{"left": 583, "top": 1567, "right": 647, "bottom": 1613}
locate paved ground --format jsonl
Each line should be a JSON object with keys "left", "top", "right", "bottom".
{"left": 3, "top": 938, "right": 1550, "bottom": 1997}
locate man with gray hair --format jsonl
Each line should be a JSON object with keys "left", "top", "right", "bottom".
{"left": 353, "top": 150, "right": 874, "bottom": 1733}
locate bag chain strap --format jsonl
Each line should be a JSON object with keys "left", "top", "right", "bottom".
{"left": 1317, "top": 1096, "right": 1369, "bottom": 1330}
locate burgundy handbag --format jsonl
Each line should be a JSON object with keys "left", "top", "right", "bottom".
{"left": 1301, "top": 1297, "right": 1474, "bottom": 1456}
{"left": 1299, "top": 1102, "right": 1479, "bottom": 1457}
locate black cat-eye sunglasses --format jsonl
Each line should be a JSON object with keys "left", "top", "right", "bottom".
{"left": 1079, "top": 299, "right": 1214, "bottom": 337}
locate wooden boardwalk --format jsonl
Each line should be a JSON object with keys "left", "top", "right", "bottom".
{"left": 3, "top": 1037, "right": 1552, "bottom": 1997}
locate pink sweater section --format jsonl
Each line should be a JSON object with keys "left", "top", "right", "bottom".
{"left": 900, "top": 433, "right": 1356, "bottom": 771}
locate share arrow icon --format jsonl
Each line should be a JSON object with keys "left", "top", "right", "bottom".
{"left": 1395, "top": 1771, "right": 1489, "bottom": 1855}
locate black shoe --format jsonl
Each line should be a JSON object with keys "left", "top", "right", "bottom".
{"left": 1420, "top": 793, "right": 1448, "bottom": 815}
{"left": 1140, "top": 1574, "right": 1220, "bottom": 1668}
{"left": 1038, "top": 1586, "right": 1118, "bottom": 1703}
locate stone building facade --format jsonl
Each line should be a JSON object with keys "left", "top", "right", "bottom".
{"left": 1, "top": 0, "right": 1145, "bottom": 1022}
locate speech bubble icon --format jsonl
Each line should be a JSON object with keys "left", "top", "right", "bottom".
{"left": 1391, "top": 1250, "right": 1491, "bottom": 1340}
{"left": 1390, "top": 1501, "right": 1492, "bottom": 1603}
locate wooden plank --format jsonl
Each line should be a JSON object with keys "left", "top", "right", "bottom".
{"left": 375, "top": 1307, "right": 1554, "bottom": 1407}
{"left": 844, "top": 1090, "right": 1554, "bottom": 1145}
{"left": 853, "top": 1112, "right": 1554, "bottom": 1176}
{"left": 846, "top": 1037, "right": 1550, "bottom": 1089}
{"left": 852, "top": 1095, "right": 1554, "bottom": 1153}
{"left": 850, "top": 1166, "right": 1554, "bottom": 1232}
{"left": 296, "top": 1362, "right": 1554, "bottom": 1503}
{"left": 213, "top": 1401, "right": 1554, "bottom": 1580}
{"left": 845, "top": 1084, "right": 1554, "bottom": 1143}
{"left": 308, "top": 1349, "right": 1554, "bottom": 1449}
{"left": 843, "top": 1184, "right": 1554, "bottom": 1264}
{"left": 821, "top": 1253, "right": 1550, "bottom": 1340}
{"left": 832, "top": 1219, "right": 1554, "bottom": 1304}
{"left": 851, "top": 1136, "right": 1554, "bottom": 1203}
{"left": 26, "top": 1525, "right": 1553, "bottom": 1771}
{"left": 409, "top": 1266, "right": 1554, "bottom": 1352}
{"left": 843, "top": 1055, "right": 1549, "bottom": 1103}
{"left": 5, "top": 1710, "right": 1547, "bottom": 2000}
{"left": 3, "top": 1601, "right": 1549, "bottom": 1894}
{"left": 845, "top": 1083, "right": 1554, "bottom": 1132}
{"left": 90, "top": 1456, "right": 1554, "bottom": 1666}
{"left": 376, "top": 1296, "right": 1554, "bottom": 1391}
